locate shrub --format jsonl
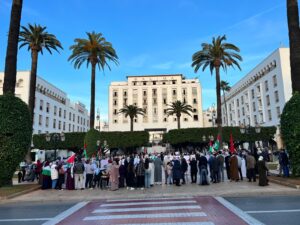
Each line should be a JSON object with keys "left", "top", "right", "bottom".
{"left": 0, "top": 94, "right": 32, "bottom": 187}
{"left": 281, "top": 92, "right": 300, "bottom": 176}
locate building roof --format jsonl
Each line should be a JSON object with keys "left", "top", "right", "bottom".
{"left": 126, "top": 74, "right": 183, "bottom": 78}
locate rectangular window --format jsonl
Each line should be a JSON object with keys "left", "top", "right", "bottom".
{"left": 64, "top": 110, "right": 66, "bottom": 119}
{"left": 46, "top": 102, "right": 50, "bottom": 113}
{"left": 114, "top": 91, "right": 118, "bottom": 97}
{"left": 143, "top": 82, "right": 146, "bottom": 85}
{"left": 59, "top": 121, "right": 61, "bottom": 129}
{"left": 276, "top": 106, "right": 281, "bottom": 118}
{"left": 242, "top": 107, "right": 245, "bottom": 116}
{"left": 123, "top": 91, "right": 127, "bottom": 96}
{"left": 153, "top": 98, "right": 157, "bottom": 104}
{"left": 72, "top": 124, "right": 74, "bottom": 132}
{"left": 69, "top": 124, "right": 71, "bottom": 132}
{"left": 237, "top": 99, "right": 239, "bottom": 107}
{"left": 193, "top": 115, "right": 198, "bottom": 121}
{"left": 143, "top": 90, "right": 147, "bottom": 96}
{"left": 40, "top": 100, "right": 43, "bottom": 111}
{"left": 274, "top": 91, "right": 279, "bottom": 102}
{"left": 273, "top": 75, "right": 277, "bottom": 87}
{"left": 251, "top": 89, "right": 255, "bottom": 99}
{"left": 114, "top": 109, "right": 117, "bottom": 115}
{"left": 265, "top": 80, "right": 269, "bottom": 92}
{"left": 268, "top": 110, "right": 272, "bottom": 121}
{"left": 266, "top": 95, "right": 270, "bottom": 106}
{"left": 46, "top": 117, "right": 49, "bottom": 127}
{"left": 53, "top": 119, "right": 56, "bottom": 128}
{"left": 172, "top": 80, "right": 176, "bottom": 85}
{"left": 73, "top": 114, "right": 75, "bottom": 122}
{"left": 39, "top": 115, "right": 42, "bottom": 126}
{"left": 238, "top": 109, "right": 240, "bottom": 118}
{"left": 63, "top": 122, "right": 65, "bottom": 131}
{"left": 59, "top": 108, "right": 62, "bottom": 117}
{"left": 241, "top": 96, "right": 244, "bottom": 105}
{"left": 153, "top": 81, "right": 156, "bottom": 85}
{"left": 78, "top": 116, "right": 80, "bottom": 123}
{"left": 173, "top": 89, "right": 176, "bottom": 95}
{"left": 69, "top": 112, "right": 71, "bottom": 121}
{"left": 254, "top": 115, "right": 257, "bottom": 124}
{"left": 193, "top": 98, "right": 197, "bottom": 104}
{"left": 253, "top": 102, "right": 256, "bottom": 111}
{"left": 163, "top": 98, "right": 167, "bottom": 104}
{"left": 54, "top": 106, "right": 57, "bottom": 115}
{"left": 113, "top": 100, "right": 117, "bottom": 106}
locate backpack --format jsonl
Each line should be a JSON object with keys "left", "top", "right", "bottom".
{"left": 74, "top": 162, "right": 84, "bottom": 174}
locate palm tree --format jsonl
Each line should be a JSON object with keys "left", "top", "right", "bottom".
{"left": 220, "top": 80, "right": 231, "bottom": 126}
{"left": 118, "top": 105, "right": 145, "bottom": 132}
{"left": 19, "top": 24, "right": 63, "bottom": 121}
{"left": 166, "top": 100, "right": 193, "bottom": 129}
{"left": 69, "top": 32, "right": 118, "bottom": 128}
{"left": 3, "top": 0, "right": 23, "bottom": 94}
{"left": 287, "top": 0, "right": 300, "bottom": 93}
{"left": 192, "top": 35, "right": 242, "bottom": 142}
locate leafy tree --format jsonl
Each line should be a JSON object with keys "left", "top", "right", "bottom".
{"left": 166, "top": 100, "right": 193, "bottom": 129}
{"left": 119, "top": 105, "right": 145, "bottom": 131}
{"left": 69, "top": 32, "right": 118, "bottom": 128}
{"left": 287, "top": 0, "right": 300, "bottom": 92}
{"left": 3, "top": 0, "right": 23, "bottom": 94}
{"left": 220, "top": 80, "right": 231, "bottom": 126}
{"left": 19, "top": 23, "right": 63, "bottom": 121}
{"left": 192, "top": 35, "right": 242, "bottom": 143}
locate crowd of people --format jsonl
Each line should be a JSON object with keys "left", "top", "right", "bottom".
{"left": 27, "top": 148, "right": 289, "bottom": 191}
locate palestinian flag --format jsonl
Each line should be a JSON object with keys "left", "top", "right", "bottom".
{"left": 209, "top": 140, "right": 214, "bottom": 153}
{"left": 214, "top": 134, "right": 220, "bottom": 150}
{"left": 229, "top": 133, "right": 235, "bottom": 154}
{"left": 66, "top": 154, "right": 76, "bottom": 164}
{"left": 83, "top": 142, "right": 88, "bottom": 159}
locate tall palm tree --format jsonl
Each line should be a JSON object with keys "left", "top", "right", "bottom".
{"left": 19, "top": 24, "right": 63, "bottom": 121}
{"left": 192, "top": 35, "right": 242, "bottom": 142}
{"left": 166, "top": 100, "right": 193, "bottom": 129}
{"left": 69, "top": 32, "right": 118, "bottom": 129}
{"left": 3, "top": 0, "right": 23, "bottom": 94}
{"left": 118, "top": 105, "right": 145, "bottom": 132}
{"left": 220, "top": 80, "right": 231, "bottom": 126}
{"left": 287, "top": 0, "right": 300, "bottom": 93}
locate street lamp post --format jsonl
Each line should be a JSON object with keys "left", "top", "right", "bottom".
{"left": 45, "top": 132, "right": 65, "bottom": 161}
{"left": 239, "top": 123, "right": 261, "bottom": 153}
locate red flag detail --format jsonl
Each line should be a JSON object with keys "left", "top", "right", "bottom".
{"left": 66, "top": 154, "right": 76, "bottom": 163}
{"left": 229, "top": 133, "right": 235, "bottom": 153}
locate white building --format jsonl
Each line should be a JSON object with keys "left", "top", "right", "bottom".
{"left": 221, "top": 48, "right": 292, "bottom": 148}
{"left": 0, "top": 71, "right": 90, "bottom": 134}
{"left": 202, "top": 105, "right": 217, "bottom": 128}
{"left": 109, "top": 74, "right": 203, "bottom": 137}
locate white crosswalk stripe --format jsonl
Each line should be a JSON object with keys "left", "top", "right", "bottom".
{"left": 100, "top": 200, "right": 197, "bottom": 207}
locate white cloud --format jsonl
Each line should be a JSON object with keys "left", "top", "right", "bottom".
{"left": 125, "top": 54, "right": 149, "bottom": 68}
{"left": 176, "top": 62, "right": 191, "bottom": 69}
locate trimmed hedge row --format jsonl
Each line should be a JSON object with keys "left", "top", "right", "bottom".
{"left": 281, "top": 92, "right": 300, "bottom": 176}
{"left": 163, "top": 126, "right": 277, "bottom": 145}
{"left": 0, "top": 95, "right": 32, "bottom": 187}
{"left": 33, "top": 130, "right": 149, "bottom": 151}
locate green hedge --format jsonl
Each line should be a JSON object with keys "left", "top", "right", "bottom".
{"left": 84, "top": 129, "right": 100, "bottom": 157}
{"left": 0, "top": 94, "right": 32, "bottom": 187}
{"left": 281, "top": 92, "right": 300, "bottom": 176}
{"left": 163, "top": 126, "right": 276, "bottom": 145}
{"left": 33, "top": 131, "right": 149, "bottom": 150}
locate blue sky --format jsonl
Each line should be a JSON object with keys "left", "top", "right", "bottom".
{"left": 0, "top": 0, "right": 288, "bottom": 121}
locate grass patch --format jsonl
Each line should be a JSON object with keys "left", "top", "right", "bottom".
{"left": 0, "top": 184, "right": 39, "bottom": 198}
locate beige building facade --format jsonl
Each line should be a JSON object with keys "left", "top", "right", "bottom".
{"left": 109, "top": 74, "right": 203, "bottom": 134}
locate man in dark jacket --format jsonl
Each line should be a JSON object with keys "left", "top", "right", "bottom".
{"left": 190, "top": 157, "right": 198, "bottom": 183}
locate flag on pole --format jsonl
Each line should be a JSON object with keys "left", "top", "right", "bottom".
{"left": 229, "top": 133, "right": 235, "bottom": 153}
{"left": 66, "top": 154, "right": 76, "bottom": 164}
{"left": 213, "top": 134, "right": 220, "bottom": 150}
{"left": 209, "top": 140, "right": 214, "bottom": 153}
{"left": 83, "top": 142, "right": 88, "bottom": 159}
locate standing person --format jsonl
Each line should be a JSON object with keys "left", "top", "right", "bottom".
{"left": 278, "top": 150, "right": 283, "bottom": 177}
{"left": 85, "top": 160, "right": 94, "bottom": 189}
{"left": 126, "top": 159, "right": 135, "bottom": 190}
{"left": 136, "top": 158, "right": 145, "bottom": 189}
{"left": 257, "top": 156, "right": 269, "bottom": 186}
{"left": 57, "top": 164, "right": 65, "bottom": 190}
{"left": 20, "top": 160, "right": 27, "bottom": 182}
{"left": 211, "top": 153, "right": 219, "bottom": 183}
{"left": 166, "top": 162, "right": 173, "bottom": 185}
{"left": 119, "top": 160, "right": 126, "bottom": 188}
{"left": 229, "top": 153, "right": 239, "bottom": 182}
{"left": 217, "top": 151, "right": 225, "bottom": 182}
{"left": 110, "top": 161, "right": 120, "bottom": 191}
{"left": 172, "top": 156, "right": 181, "bottom": 186}
{"left": 181, "top": 157, "right": 188, "bottom": 184}
{"left": 66, "top": 164, "right": 75, "bottom": 190}
{"left": 35, "top": 160, "right": 43, "bottom": 182}
{"left": 74, "top": 157, "right": 85, "bottom": 190}
{"left": 149, "top": 156, "right": 155, "bottom": 186}
{"left": 237, "top": 153, "right": 243, "bottom": 181}
{"left": 224, "top": 151, "right": 231, "bottom": 180}
{"left": 154, "top": 155, "right": 163, "bottom": 184}
{"left": 41, "top": 161, "right": 51, "bottom": 189}
{"left": 190, "top": 157, "right": 198, "bottom": 183}
{"left": 281, "top": 149, "right": 290, "bottom": 177}
{"left": 163, "top": 155, "right": 170, "bottom": 185}
{"left": 144, "top": 158, "right": 151, "bottom": 188}
{"left": 198, "top": 153, "right": 209, "bottom": 185}
{"left": 246, "top": 152, "right": 256, "bottom": 182}
{"left": 50, "top": 162, "right": 59, "bottom": 189}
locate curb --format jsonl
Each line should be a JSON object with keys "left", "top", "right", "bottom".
{"left": 0, "top": 185, "right": 41, "bottom": 201}
{"left": 268, "top": 176, "right": 300, "bottom": 189}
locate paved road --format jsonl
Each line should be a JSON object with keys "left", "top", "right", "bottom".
{"left": 0, "top": 195, "right": 300, "bottom": 225}
{"left": 225, "top": 196, "right": 300, "bottom": 225}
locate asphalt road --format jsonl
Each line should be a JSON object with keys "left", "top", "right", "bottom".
{"left": 225, "top": 196, "right": 300, "bottom": 225}
{"left": 0, "top": 196, "right": 300, "bottom": 225}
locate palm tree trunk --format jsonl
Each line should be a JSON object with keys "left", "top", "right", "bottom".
{"left": 3, "top": 0, "right": 23, "bottom": 94}
{"left": 28, "top": 50, "right": 38, "bottom": 124}
{"left": 215, "top": 66, "right": 223, "bottom": 144}
{"left": 287, "top": 0, "right": 300, "bottom": 93}
{"left": 177, "top": 116, "right": 180, "bottom": 129}
{"left": 130, "top": 116, "right": 134, "bottom": 132}
{"left": 223, "top": 89, "right": 229, "bottom": 126}
{"left": 90, "top": 64, "right": 96, "bottom": 129}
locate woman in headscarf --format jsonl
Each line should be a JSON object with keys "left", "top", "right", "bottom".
{"left": 257, "top": 156, "right": 269, "bottom": 186}
{"left": 66, "top": 164, "right": 75, "bottom": 190}
{"left": 41, "top": 161, "right": 51, "bottom": 189}
{"left": 110, "top": 160, "right": 120, "bottom": 191}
